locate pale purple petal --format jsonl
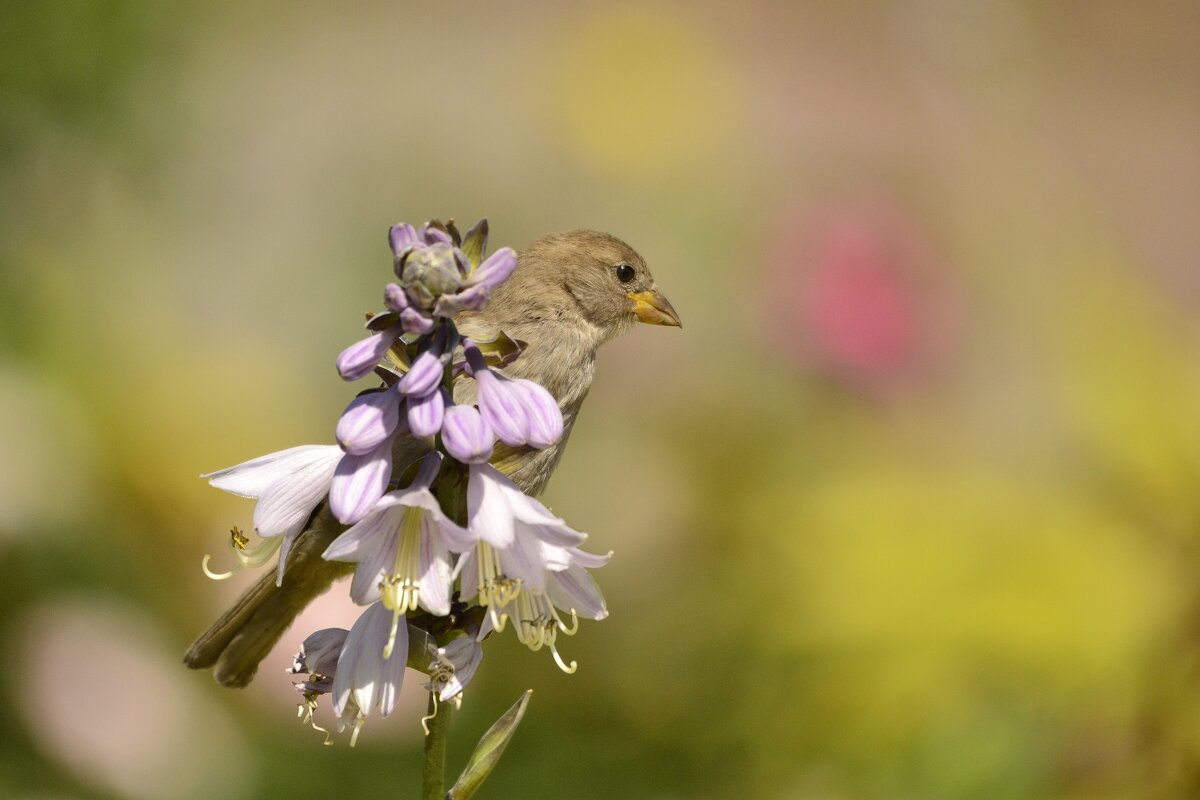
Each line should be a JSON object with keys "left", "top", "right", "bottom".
{"left": 442, "top": 405, "right": 495, "bottom": 464}
{"left": 566, "top": 546, "right": 612, "bottom": 570}
{"left": 417, "top": 519, "right": 452, "bottom": 616}
{"left": 347, "top": 527, "right": 396, "bottom": 605}
{"left": 433, "top": 284, "right": 490, "bottom": 318}
{"left": 400, "top": 307, "right": 434, "bottom": 334}
{"left": 407, "top": 388, "right": 445, "bottom": 437}
{"left": 467, "top": 464, "right": 514, "bottom": 547}
{"left": 498, "top": 529, "right": 547, "bottom": 591}
{"left": 388, "top": 223, "right": 418, "bottom": 255}
{"left": 322, "top": 503, "right": 395, "bottom": 561}
{"left": 433, "top": 637, "right": 483, "bottom": 702}
{"left": 336, "top": 386, "right": 401, "bottom": 455}
{"left": 329, "top": 440, "right": 393, "bottom": 524}
{"left": 291, "top": 628, "right": 349, "bottom": 676}
{"left": 252, "top": 451, "right": 341, "bottom": 538}
{"left": 525, "top": 521, "right": 588, "bottom": 548}
{"left": 547, "top": 564, "right": 608, "bottom": 620}
{"left": 474, "top": 370, "right": 529, "bottom": 446}
{"left": 454, "top": 546, "right": 479, "bottom": 600}
{"left": 204, "top": 444, "right": 342, "bottom": 499}
{"left": 333, "top": 603, "right": 407, "bottom": 718}
{"left": 420, "top": 224, "right": 452, "bottom": 246}
{"left": 515, "top": 380, "right": 563, "bottom": 448}
{"left": 469, "top": 247, "right": 517, "bottom": 290}
{"left": 384, "top": 282, "right": 409, "bottom": 312}
{"left": 398, "top": 351, "right": 443, "bottom": 397}
{"left": 337, "top": 328, "right": 401, "bottom": 382}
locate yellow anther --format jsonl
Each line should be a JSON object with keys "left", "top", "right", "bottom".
{"left": 230, "top": 526, "right": 250, "bottom": 549}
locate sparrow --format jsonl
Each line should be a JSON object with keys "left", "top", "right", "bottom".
{"left": 184, "top": 229, "right": 681, "bottom": 687}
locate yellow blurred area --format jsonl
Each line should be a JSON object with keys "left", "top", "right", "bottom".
{"left": 1, "top": 1, "right": 1198, "bottom": 798}
{"left": 545, "top": 6, "right": 738, "bottom": 175}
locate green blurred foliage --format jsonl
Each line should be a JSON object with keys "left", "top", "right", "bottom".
{"left": 2, "top": 1, "right": 1199, "bottom": 798}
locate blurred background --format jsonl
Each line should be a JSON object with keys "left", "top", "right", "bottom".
{"left": 2, "top": 1, "right": 1198, "bottom": 798}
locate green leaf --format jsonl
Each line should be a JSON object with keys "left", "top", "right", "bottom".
{"left": 460, "top": 218, "right": 489, "bottom": 268}
{"left": 446, "top": 690, "right": 533, "bottom": 800}
{"left": 470, "top": 330, "right": 526, "bottom": 369}
{"left": 366, "top": 310, "right": 399, "bottom": 331}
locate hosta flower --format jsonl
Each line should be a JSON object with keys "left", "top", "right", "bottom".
{"left": 331, "top": 602, "right": 408, "bottom": 745}
{"left": 336, "top": 385, "right": 403, "bottom": 455}
{"left": 329, "top": 438, "right": 393, "bottom": 525}
{"left": 463, "top": 341, "right": 563, "bottom": 448}
{"left": 323, "top": 453, "right": 471, "bottom": 628}
{"left": 441, "top": 403, "right": 496, "bottom": 464}
{"left": 204, "top": 444, "right": 343, "bottom": 583}
{"left": 426, "top": 635, "right": 483, "bottom": 704}
{"left": 336, "top": 327, "right": 402, "bottom": 382}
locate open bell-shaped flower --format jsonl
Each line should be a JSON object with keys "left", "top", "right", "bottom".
{"left": 331, "top": 602, "right": 409, "bottom": 745}
{"left": 323, "top": 453, "right": 471, "bottom": 619}
{"left": 204, "top": 444, "right": 343, "bottom": 584}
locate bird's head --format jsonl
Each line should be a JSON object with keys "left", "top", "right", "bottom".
{"left": 501, "top": 229, "right": 681, "bottom": 345}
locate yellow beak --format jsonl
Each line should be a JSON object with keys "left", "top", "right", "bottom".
{"left": 628, "top": 290, "right": 682, "bottom": 328}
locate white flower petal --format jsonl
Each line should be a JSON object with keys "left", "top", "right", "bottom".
{"left": 498, "top": 527, "right": 547, "bottom": 591}
{"left": 467, "top": 464, "right": 514, "bottom": 548}
{"left": 333, "top": 603, "right": 406, "bottom": 719}
{"left": 417, "top": 520, "right": 452, "bottom": 616}
{"left": 205, "top": 444, "right": 342, "bottom": 499}
{"left": 454, "top": 547, "right": 478, "bottom": 601}
{"left": 251, "top": 451, "right": 341, "bottom": 538}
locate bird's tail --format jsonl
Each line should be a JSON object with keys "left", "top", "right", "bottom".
{"left": 183, "top": 509, "right": 351, "bottom": 688}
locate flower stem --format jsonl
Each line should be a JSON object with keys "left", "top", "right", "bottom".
{"left": 422, "top": 692, "right": 452, "bottom": 800}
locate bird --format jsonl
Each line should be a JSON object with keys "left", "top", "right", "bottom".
{"left": 184, "top": 229, "right": 681, "bottom": 687}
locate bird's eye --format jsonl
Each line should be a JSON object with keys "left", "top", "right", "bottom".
{"left": 615, "top": 263, "right": 636, "bottom": 283}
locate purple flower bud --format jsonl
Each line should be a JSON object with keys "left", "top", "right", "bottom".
{"left": 336, "top": 386, "right": 401, "bottom": 455}
{"left": 407, "top": 388, "right": 446, "bottom": 437}
{"left": 330, "top": 440, "right": 393, "bottom": 524}
{"left": 398, "top": 351, "right": 443, "bottom": 397}
{"left": 515, "top": 379, "right": 563, "bottom": 448}
{"left": 474, "top": 368, "right": 529, "bottom": 446}
{"left": 433, "top": 284, "right": 490, "bottom": 318}
{"left": 400, "top": 307, "right": 434, "bottom": 334}
{"left": 384, "top": 282, "right": 409, "bottom": 312}
{"left": 420, "top": 224, "right": 453, "bottom": 246}
{"left": 336, "top": 327, "right": 401, "bottom": 382}
{"left": 469, "top": 247, "right": 517, "bottom": 291}
{"left": 442, "top": 404, "right": 495, "bottom": 464}
{"left": 389, "top": 223, "right": 418, "bottom": 255}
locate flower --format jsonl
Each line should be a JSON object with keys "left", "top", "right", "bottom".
{"left": 335, "top": 385, "right": 404, "bottom": 455}
{"left": 331, "top": 602, "right": 409, "bottom": 745}
{"left": 426, "top": 635, "right": 483, "bottom": 704}
{"left": 464, "top": 462, "right": 585, "bottom": 551}
{"left": 337, "top": 328, "right": 402, "bottom": 382}
{"left": 329, "top": 438, "right": 393, "bottom": 525}
{"left": 204, "top": 444, "right": 343, "bottom": 583}
{"left": 461, "top": 341, "right": 564, "bottom": 449}
{"left": 323, "top": 453, "right": 472, "bottom": 621}
{"left": 441, "top": 404, "right": 496, "bottom": 464}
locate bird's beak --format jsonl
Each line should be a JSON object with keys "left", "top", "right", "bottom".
{"left": 627, "top": 290, "right": 682, "bottom": 328}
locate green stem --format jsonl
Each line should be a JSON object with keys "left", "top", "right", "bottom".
{"left": 422, "top": 691, "right": 453, "bottom": 800}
